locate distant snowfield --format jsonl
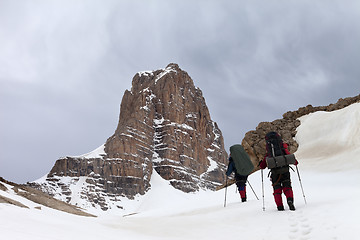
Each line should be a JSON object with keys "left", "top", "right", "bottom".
{"left": 1, "top": 103, "right": 360, "bottom": 240}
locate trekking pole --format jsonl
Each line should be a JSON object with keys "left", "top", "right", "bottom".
{"left": 296, "top": 165, "right": 307, "bottom": 204}
{"left": 224, "top": 176, "right": 228, "bottom": 207}
{"left": 261, "top": 169, "right": 265, "bottom": 211}
{"left": 247, "top": 180, "right": 259, "bottom": 200}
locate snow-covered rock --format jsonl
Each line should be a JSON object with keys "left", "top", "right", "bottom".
{"left": 30, "top": 63, "right": 228, "bottom": 212}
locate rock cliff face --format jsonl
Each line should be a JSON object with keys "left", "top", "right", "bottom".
{"left": 242, "top": 94, "right": 360, "bottom": 169}
{"left": 30, "top": 63, "right": 228, "bottom": 211}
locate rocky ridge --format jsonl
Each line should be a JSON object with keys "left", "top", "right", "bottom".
{"left": 242, "top": 94, "right": 360, "bottom": 168}
{"left": 0, "top": 177, "right": 95, "bottom": 217}
{"left": 30, "top": 64, "right": 228, "bottom": 211}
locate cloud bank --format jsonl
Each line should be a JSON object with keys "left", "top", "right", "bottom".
{"left": 1, "top": 0, "right": 360, "bottom": 183}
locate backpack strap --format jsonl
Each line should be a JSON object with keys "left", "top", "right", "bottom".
{"left": 272, "top": 173, "right": 282, "bottom": 186}
{"left": 270, "top": 143, "right": 276, "bottom": 158}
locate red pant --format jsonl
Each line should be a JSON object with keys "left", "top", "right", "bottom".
{"left": 273, "top": 187, "right": 293, "bottom": 207}
{"left": 239, "top": 186, "right": 246, "bottom": 199}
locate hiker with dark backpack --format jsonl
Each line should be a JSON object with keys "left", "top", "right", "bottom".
{"left": 226, "top": 144, "right": 254, "bottom": 202}
{"left": 259, "top": 132, "right": 298, "bottom": 211}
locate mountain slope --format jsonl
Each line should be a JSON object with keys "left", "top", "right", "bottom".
{"left": 295, "top": 102, "right": 360, "bottom": 171}
{"left": 0, "top": 177, "right": 95, "bottom": 217}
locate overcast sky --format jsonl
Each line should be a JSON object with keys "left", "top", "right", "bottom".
{"left": 1, "top": 0, "right": 360, "bottom": 183}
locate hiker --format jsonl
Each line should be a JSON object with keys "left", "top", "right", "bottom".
{"left": 226, "top": 155, "right": 249, "bottom": 202}
{"left": 259, "top": 131, "right": 298, "bottom": 211}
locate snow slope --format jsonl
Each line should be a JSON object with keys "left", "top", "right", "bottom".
{"left": 295, "top": 102, "right": 360, "bottom": 171}
{"left": 1, "top": 103, "right": 360, "bottom": 240}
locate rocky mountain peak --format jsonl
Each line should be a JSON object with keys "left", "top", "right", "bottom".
{"left": 130, "top": 63, "right": 188, "bottom": 93}
{"left": 30, "top": 64, "right": 228, "bottom": 211}
{"left": 106, "top": 63, "right": 227, "bottom": 192}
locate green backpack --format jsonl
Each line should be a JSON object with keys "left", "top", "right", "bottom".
{"left": 229, "top": 144, "right": 254, "bottom": 176}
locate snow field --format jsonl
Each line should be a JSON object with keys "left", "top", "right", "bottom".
{"left": 2, "top": 168, "right": 359, "bottom": 240}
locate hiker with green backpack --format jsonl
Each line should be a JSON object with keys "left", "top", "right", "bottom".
{"left": 226, "top": 144, "right": 254, "bottom": 202}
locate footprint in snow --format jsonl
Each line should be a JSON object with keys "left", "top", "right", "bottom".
{"left": 287, "top": 210, "right": 312, "bottom": 240}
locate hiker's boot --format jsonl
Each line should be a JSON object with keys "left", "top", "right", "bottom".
{"left": 287, "top": 198, "right": 296, "bottom": 211}
{"left": 277, "top": 205, "right": 285, "bottom": 211}
{"left": 241, "top": 197, "right": 247, "bottom": 202}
